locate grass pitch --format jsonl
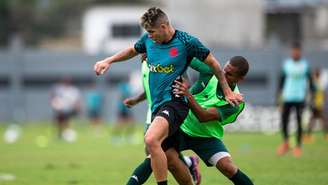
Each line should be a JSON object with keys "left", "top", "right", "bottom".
{"left": 0, "top": 122, "right": 328, "bottom": 185}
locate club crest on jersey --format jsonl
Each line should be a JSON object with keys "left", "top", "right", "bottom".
{"left": 148, "top": 64, "right": 174, "bottom": 73}
{"left": 169, "top": 47, "right": 178, "bottom": 57}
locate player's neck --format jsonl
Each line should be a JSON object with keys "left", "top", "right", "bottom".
{"left": 164, "top": 26, "right": 175, "bottom": 43}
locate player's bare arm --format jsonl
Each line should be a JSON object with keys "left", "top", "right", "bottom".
{"left": 94, "top": 46, "right": 138, "bottom": 76}
{"left": 123, "top": 91, "right": 146, "bottom": 108}
{"left": 173, "top": 80, "right": 220, "bottom": 122}
{"left": 203, "top": 53, "right": 243, "bottom": 106}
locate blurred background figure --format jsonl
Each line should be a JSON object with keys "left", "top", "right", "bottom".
{"left": 111, "top": 81, "right": 136, "bottom": 144}
{"left": 276, "top": 42, "right": 314, "bottom": 157}
{"left": 85, "top": 81, "right": 104, "bottom": 134}
{"left": 50, "top": 77, "right": 81, "bottom": 142}
{"left": 304, "top": 68, "right": 328, "bottom": 142}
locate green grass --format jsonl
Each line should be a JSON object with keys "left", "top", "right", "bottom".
{"left": 0, "top": 122, "right": 328, "bottom": 185}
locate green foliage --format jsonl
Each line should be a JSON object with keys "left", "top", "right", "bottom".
{"left": 1, "top": 123, "right": 327, "bottom": 185}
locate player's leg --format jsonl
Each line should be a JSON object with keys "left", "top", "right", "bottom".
{"left": 162, "top": 129, "right": 200, "bottom": 185}
{"left": 215, "top": 157, "right": 253, "bottom": 185}
{"left": 145, "top": 101, "right": 189, "bottom": 185}
{"left": 126, "top": 124, "right": 197, "bottom": 185}
{"left": 181, "top": 154, "right": 202, "bottom": 185}
{"left": 144, "top": 116, "right": 169, "bottom": 184}
{"left": 304, "top": 108, "right": 317, "bottom": 143}
{"left": 126, "top": 153, "right": 195, "bottom": 185}
{"left": 166, "top": 148, "right": 194, "bottom": 185}
{"left": 293, "top": 102, "right": 304, "bottom": 157}
{"left": 277, "top": 102, "right": 292, "bottom": 155}
{"left": 111, "top": 112, "right": 126, "bottom": 143}
{"left": 126, "top": 157, "right": 152, "bottom": 185}
{"left": 126, "top": 152, "right": 200, "bottom": 185}
{"left": 319, "top": 111, "right": 328, "bottom": 140}
{"left": 56, "top": 112, "right": 69, "bottom": 139}
{"left": 189, "top": 134, "right": 253, "bottom": 185}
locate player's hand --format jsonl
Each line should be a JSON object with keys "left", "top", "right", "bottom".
{"left": 123, "top": 98, "right": 138, "bottom": 108}
{"left": 172, "top": 80, "right": 191, "bottom": 97}
{"left": 94, "top": 60, "right": 111, "bottom": 76}
{"left": 225, "top": 91, "right": 243, "bottom": 106}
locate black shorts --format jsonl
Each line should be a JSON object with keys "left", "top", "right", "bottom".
{"left": 55, "top": 110, "right": 77, "bottom": 123}
{"left": 152, "top": 100, "right": 189, "bottom": 137}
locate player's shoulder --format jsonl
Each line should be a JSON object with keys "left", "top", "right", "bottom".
{"left": 175, "top": 30, "right": 198, "bottom": 44}
{"left": 139, "top": 32, "right": 149, "bottom": 40}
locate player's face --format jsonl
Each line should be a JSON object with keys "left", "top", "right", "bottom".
{"left": 146, "top": 24, "right": 166, "bottom": 43}
{"left": 291, "top": 47, "right": 302, "bottom": 61}
{"left": 223, "top": 62, "right": 243, "bottom": 85}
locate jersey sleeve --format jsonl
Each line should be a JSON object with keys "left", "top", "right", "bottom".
{"left": 186, "top": 37, "right": 210, "bottom": 61}
{"left": 190, "top": 58, "right": 213, "bottom": 74}
{"left": 189, "top": 58, "right": 213, "bottom": 95}
{"left": 134, "top": 33, "right": 148, "bottom": 53}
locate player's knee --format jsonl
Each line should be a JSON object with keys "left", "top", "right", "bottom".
{"left": 144, "top": 134, "right": 160, "bottom": 151}
{"left": 216, "top": 157, "right": 238, "bottom": 178}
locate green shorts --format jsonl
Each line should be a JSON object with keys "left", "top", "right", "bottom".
{"left": 176, "top": 130, "right": 230, "bottom": 166}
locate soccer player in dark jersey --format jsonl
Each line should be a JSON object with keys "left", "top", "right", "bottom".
{"left": 124, "top": 56, "right": 253, "bottom": 185}
{"left": 123, "top": 58, "right": 201, "bottom": 185}
{"left": 94, "top": 7, "right": 242, "bottom": 185}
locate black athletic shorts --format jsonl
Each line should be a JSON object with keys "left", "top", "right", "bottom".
{"left": 152, "top": 100, "right": 189, "bottom": 137}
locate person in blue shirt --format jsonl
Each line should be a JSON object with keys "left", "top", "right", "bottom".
{"left": 111, "top": 81, "right": 136, "bottom": 144}
{"left": 86, "top": 82, "right": 104, "bottom": 129}
{"left": 276, "top": 42, "right": 314, "bottom": 157}
{"left": 94, "top": 7, "right": 243, "bottom": 185}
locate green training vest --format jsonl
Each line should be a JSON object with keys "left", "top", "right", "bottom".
{"left": 142, "top": 60, "right": 152, "bottom": 124}
{"left": 180, "top": 76, "right": 245, "bottom": 139}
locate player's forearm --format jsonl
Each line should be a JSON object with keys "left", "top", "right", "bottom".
{"left": 186, "top": 94, "right": 217, "bottom": 122}
{"left": 204, "top": 55, "right": 231, "bottom": 95}
{"left": 103, "top": 47, "right": 138, "bottom": 64}
{"left": 134, "top": 91, "right": 146, "bottom": 104}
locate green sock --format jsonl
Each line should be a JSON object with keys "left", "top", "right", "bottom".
{"left": 126, "top": 158, "right": 152, "bottom": 185}
{"left": 229, "top": 169, "right": 254, "bottom": 185}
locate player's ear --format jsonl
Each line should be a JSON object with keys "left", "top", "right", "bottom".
{"left": 160, "top": 23, "right": 167, "bottom": 30}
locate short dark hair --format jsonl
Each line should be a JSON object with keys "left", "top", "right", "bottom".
{"left": 291, "top": 41, "right": 302, "bottom": 49}
{"left": 141, "top": 7, "right": 169, "bottom": 29}
{"left": 229, "top": 56, "right": 249, "bottom": 77}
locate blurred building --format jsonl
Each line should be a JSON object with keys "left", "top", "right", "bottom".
{"left": 83, "top": 6, "right": 147, "bottom": 55}
{"left": 265, "top": 0, "right": 328, "bottom": 49}
{"left": 165, "top": 0, "right": 264, "bottom": 48}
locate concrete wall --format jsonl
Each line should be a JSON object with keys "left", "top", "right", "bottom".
{"left": 165, "top": 0, "right": 264, "bottom": 48}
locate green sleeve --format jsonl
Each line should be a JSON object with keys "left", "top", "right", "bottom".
{"left": 189, "top": 58, "right": 214, "bottom": 94}
{"left": 190, "top": 58, "right": 213, "bottom": 74}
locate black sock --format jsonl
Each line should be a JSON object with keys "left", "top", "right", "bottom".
{"left": 126, "top": 158, "right": 152, "bottom": 185}
{"left": 157, "top": 180, "right": 167, "bottom": 185}
{"left": 229, "top": 169, "right": 254, "bottom": 185}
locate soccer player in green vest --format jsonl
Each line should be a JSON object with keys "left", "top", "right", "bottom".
{"left": 125, "top": 56, "right": 253, "bottom": 185}
{"left": 170, "top": 56, "right": 253, "bottom": 185}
